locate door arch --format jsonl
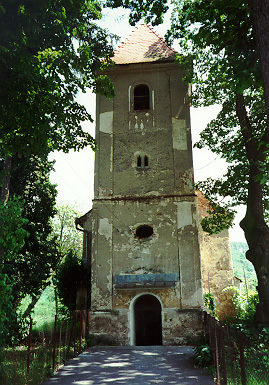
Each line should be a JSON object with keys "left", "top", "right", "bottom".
{"left": 133, "top": 294, "right": 162, "bottom": 346}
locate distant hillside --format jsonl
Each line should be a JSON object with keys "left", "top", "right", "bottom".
{"left": 230, "top": 242, "right": 257, "bottom": 283}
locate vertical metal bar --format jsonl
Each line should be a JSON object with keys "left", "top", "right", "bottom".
{"left": 65, "top": 316, "right": 75, "bottom": 361}
{"left": 86, "top": 309, "right": 90, "bottom": 338}
{"left": 74, "top": 311, "right": 78, "bottom": 357}
{"left": 213, "top": 318, "right": 220, "bottom": 385}
{"left": 58, "top": 320, "right": 62, "bottom": 366}
{"left": 218, "top": 323, "right": 227, "bottom": 385}
{"left": 238, "top": 332, "right": 247, "bottom": 385}
{"left": 52, "top": 314, "right": 57, "bottom": 372}
{"left": 79, "top": 310, "right": 82, "bottom": 353}
{"left": 26, "top": 318, "right": 33, "bottom": 382}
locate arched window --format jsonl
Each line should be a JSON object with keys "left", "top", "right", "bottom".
{"left": 136, "top": 154, "right": 149, "bottom": 169}
{"left": 144, "top": 155, "right": 149, "bottom": 167}
{"left": 134, "top": 84, "right": 150, "bottom": 111}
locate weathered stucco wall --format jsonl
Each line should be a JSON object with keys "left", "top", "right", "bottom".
{"left": 94, "top": 63, "right": 194, "bottom": 200}
{"left": 91, "top": 197, "right": 203, "bottom": 311}
{"left": 86, "top": 60, "right": 204, "bottom": 345}
{"left": 197, "top": 191, "right": 237, "bottom": 320}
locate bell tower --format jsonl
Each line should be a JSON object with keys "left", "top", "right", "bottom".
{"left": 87, "top": 24, "right": 203, "bottom": 345}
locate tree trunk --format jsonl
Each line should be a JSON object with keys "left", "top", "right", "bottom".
{"left": 0, "top": 155, "right": 12, "bottom": 268}
{"left": 236, "top": 93, "right": 269, "bottom": 324}
{"left": 0, "top": 155, "right": 12, "bottom": 204}
{"left": 240, "top": 164, "right": 269, "bottom": 324}
{"left": 22, "top": 294, "right": 42, "bottom": 319}
{"left": 249, "top": 0, "right": 269, "bottom": 140}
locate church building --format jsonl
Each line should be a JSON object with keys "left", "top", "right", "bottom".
{"left": 76, "top": 24, "right": 235, "bottom": 345}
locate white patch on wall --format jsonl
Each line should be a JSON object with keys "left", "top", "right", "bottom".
{"left": 172, "top": 118, "right": 187, "bottom": 150}
{"left": 100, "top": 111, "right": 113, "bottom": 134}
{"left": 98, "top": 218, "right": 112, "bottom": 240}
{"left": 175, "top": 202, "right": 193, "bottom": 229}
{"left": 182, "top": 287, "right": 203, "bottom": 308}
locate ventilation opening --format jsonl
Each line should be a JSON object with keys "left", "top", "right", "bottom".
{"left": 134, "top": 84, "right": 150, "bottom": 110}
{"left": 136, "top": 225, "right": 154, "bottom": 239}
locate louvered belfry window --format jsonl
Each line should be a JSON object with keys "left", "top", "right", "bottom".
{"left": 134, "top": 84, "right": 150, "bottom": 110}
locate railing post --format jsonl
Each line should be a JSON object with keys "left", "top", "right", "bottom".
{"left": 26, "top": 318, "right": 33, "bottom": 382}
{"left": 86, "top": 309, "right": 90, "bottom": 338}
{"left": 79, "top": 310, "right": 83, "bottom": 353}
{"left": 52, "top": 314, "right": 57, "bottom": 372}
{"left": 213, "top": 318, "right": 220, "bottom": 385}
{"left": 238, "top": 331, "right": 247, "bottom": 385}
{"left": 218, "top": 322, "right": 227, "bottom": 385}
{"left": 74, "top": 311, "right": 78, "bottom": 357}
{"left": 65, "top": 315, "right": 75, "bottom": 361}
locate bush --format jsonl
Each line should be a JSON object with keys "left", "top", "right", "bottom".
{"left": 56, "top": 251, "right": 90, "bottom": 312}
{"left": 0, "top": 274, "right": 17, "bottom": 345}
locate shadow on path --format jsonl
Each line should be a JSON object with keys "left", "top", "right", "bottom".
{"left": 41, "top": 346, "right": 215, "bottom": 385}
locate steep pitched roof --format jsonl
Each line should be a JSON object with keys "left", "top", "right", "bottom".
{"left": 113, "top": 24, "right": 176, "bottom": 65}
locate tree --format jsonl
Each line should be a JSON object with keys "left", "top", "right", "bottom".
{"left": 55, "top": 250, "right": 90, "bottom": 311}
{"left": 0, "top": 0, "right": 115, "bottom": 205}
{"left": 1, "top": 155, "right": 60, "bottom": 322}
{"left": 51, "top": 204, "right": 84, "bottom": 312}
{"left": 165, "top": 0, "right": 269, "bottom": 323}
{"left": 52, "top": 204, "right": 83, "bottom": 256}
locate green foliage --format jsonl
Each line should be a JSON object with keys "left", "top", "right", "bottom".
{"left": 230, "top": 242, "right": 256, "bottom": 282}
{"left": 2, "top": 155, "right": 60, "bottom": 305}
{"left": 56, "top": 250, "right": 90, "bottom": 311}
{"left": 106, "top": 0, "right": 169, "bottom": 26}
{"left": 192, "top": 333, "right": 214, "bottom": 372}
{"left": 19, "top": 285, "right": 56, "bottom": 329}
{"left": 166, "top": 0, "right": 268, "bottom": 233}
{"left": 204, "top": 293, "right": 217, "bottom": 318}
{"left": 231, "top": 287, "right": 259, "bottom": 325}
{"left": 200, "top": 199, "right": 235, "bottom": 234}
{"left": 0, "top": 274, "right": 17, "bottom": 346}
{"left": 0, "top": 197, "right": 28, "bottom": 258}
{"left": 221, "top": 285, "right": 259, "bottom": 326}
{"left": 0, "top": 0, "right": 115, "bottom": 158}
{"left": 194, "top": 89, "right": 268, "bottom": 215}
{"left": 51, "top": 204, "right": 83, "bottom": 256}
{"left": 193, "top": 343, "right": 213, "bottom": 371}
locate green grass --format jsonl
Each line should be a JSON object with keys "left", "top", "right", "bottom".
{"left": 0, "top": 345, "right": 54, "bottom": 385}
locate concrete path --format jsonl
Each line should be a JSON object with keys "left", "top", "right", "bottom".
{"left": 41, "top": 346, "right": 215, "bottom": 385}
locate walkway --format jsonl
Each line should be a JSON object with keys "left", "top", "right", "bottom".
{"left": 41, "top": 346, "right": 215, "bottom": 385}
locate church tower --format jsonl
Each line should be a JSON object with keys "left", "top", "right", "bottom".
{"left": 81, "top": 24, "right": 204, "bottom": 345}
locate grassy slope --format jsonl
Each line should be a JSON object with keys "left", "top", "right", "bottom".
{"left": 230, "top": 241, "right": 257, "bottom": 284}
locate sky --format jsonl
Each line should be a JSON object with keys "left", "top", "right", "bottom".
{"left": 49, "top": 8, "right": 247, "bottom": 243}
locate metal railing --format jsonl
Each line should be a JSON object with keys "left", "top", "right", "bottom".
{"left": 202, "top": 311, "right": 269, "bottom": 385}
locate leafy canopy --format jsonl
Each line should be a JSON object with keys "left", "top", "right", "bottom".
{"left": 2, "top": 155, "right": 59, "bottom": 304}
{"left": 0, "top": 0, "right": 115, "bottom": 157}
{"left": 166, "top": 0, "right": 268, "bottom": 232}
{"left": 106, "top": 0, "right": 169, "bottom": 25}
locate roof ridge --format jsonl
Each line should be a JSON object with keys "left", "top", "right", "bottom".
{"left": 112, "top": 23, "right": 176, "bottom": 65}
{"left": 145, "top": 24, "right": 176, "bottom": 54}
{"left": 113, "top": 24, "right": 141, "bottom": 57}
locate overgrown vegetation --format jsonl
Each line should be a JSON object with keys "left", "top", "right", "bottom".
{"left": 195, "top": 289, "right": 269, "bottom": 384}
{"left": 230, "top": 242, "right": 256, "bottom": 283}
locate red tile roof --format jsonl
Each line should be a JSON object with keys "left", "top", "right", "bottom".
{"left": 113, "top": 24, "right": 176, "bottom": 65}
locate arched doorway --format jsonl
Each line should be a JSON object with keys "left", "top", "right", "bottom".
{"left": 134, "top": 294, "right": 162, "bottom": 346}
